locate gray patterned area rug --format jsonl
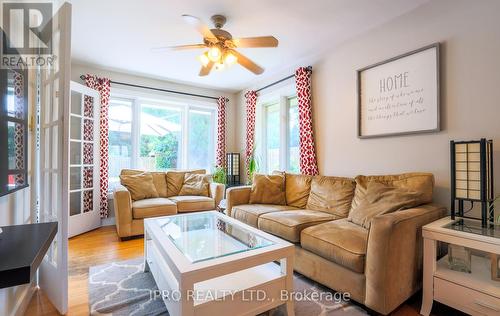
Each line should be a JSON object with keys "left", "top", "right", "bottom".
{"left": 88, "top": 258, "right": 368, "bottom": 316}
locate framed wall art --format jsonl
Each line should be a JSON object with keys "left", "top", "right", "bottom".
{"left": 357, "top": 43, "right": 440, "bottom": 138}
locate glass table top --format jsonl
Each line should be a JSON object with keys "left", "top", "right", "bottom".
{"left": 155, "top": 212, "right": 274, "bottom": 263}
{"left": 444, "top": 218, "right": 500, "bottom": 239}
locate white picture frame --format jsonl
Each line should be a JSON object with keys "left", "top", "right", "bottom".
{"left": 357, "top": 43, "right": 440, "bottom": 138}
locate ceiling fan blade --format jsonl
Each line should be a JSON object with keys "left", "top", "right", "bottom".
{"left": 199, "top": 61, "right": 215, "bottom": 76}
{"left": 182, "top": 14, "right": 218, "bottom": 43}
{"left": 233, "top": 36, "right": 279, "bottom": 48}
{"left": 151, "top": 44, "right": 206, "bottom": 52}
{"left": 232, "top": 50, "right": 264, "bottom": 74}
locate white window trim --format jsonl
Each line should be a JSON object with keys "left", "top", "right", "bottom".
{"left": 257, "top": 83, "right": 297, "bottom": 173}
{"left": 108, "top": 87, "right": 218, "bottom": 182}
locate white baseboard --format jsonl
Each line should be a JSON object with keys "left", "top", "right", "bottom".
{"left": 10, "top": 282, "right": 36, "bottom": 316}
{"left": 101, "top": 216, "right": 116, "bottom": 226}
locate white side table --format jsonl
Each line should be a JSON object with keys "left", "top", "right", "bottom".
{"left": 421, "top": 217, "right": 500, "bottom": 315}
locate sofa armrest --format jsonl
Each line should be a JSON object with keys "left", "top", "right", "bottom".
{"left": 225, "top": 186, "right": 252, "bottom": 217}
{"left": 364, "top": 203, "right": 446, "bottom": 315}
{"left": 210, "top": 183, "right": 225, "bottom": 210}
{"left": 113, "top": 185, "right": 133, "bottom": 238}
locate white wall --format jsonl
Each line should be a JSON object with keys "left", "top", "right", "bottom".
{"left": 234, "top": 0, "right": 500, "bottom": 210}
{"left": 0, "top": 189, "right": 34, "bottom": 316}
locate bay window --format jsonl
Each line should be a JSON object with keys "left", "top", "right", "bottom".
{"left": 107, "top": 93, "right": 216, "bottom": 190}
{"left": 139, "top": 104, "right": 181, "bottom": 171}
{"left": 108, "top": 98, "right": 132, "bottom": 185}
{"left": 188, "top": 109, "right": 215, "bottom": 170}
{"left": 265, "top": 103, "right": 281, "bottom": 173}
{"left": 288, "top": 97, "right": 300, "bottom": 173}
{"left": 259, "top": 89, "right": 299, "bottom": 174}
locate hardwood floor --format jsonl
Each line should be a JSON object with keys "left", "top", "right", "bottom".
{"left": 25, "top": 226, "right": 143, "bottom": 316}
{"left": 25, "top": 225, "right": 461, "bottom": 316}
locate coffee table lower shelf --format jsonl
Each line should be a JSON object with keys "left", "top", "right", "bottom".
{"left": 144, "top": 214, "right": 295, "bottom": 316}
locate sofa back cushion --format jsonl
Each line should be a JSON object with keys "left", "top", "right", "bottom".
{"left": 166, "top": 169, "right": 206, "bottom": 197}
{"left": 348, "top": 181, "right": 426, "bottom": 229}
{"left": 249, "top": 174, "right": 286, "bottom": 205}
{"left": 306, "top": 176, "right": 356, "bottom": 218}
{"left": 119, "top": 173, "right": 159, "bottom": 201}
{"left": 178, "top": 173, "right": 211, "bottom": 197}
{"left": 350, "top": 172, "right": 434, "bottom": 214}
{"left": 285, "top": 173, "right": 313, "bottom": 208}
{"left": 121, "top": 169, "right": 168, "bottom": 198}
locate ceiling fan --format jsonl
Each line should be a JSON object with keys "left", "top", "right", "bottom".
{"left": 152, "top": 14, "right": 279, "bottom": 76}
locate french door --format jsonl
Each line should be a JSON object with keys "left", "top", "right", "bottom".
{"left": 68, "top": 81, "right": 101, "bottom": 237}
{"left": 38, "top": 3, "right": 71, "bottom": 314}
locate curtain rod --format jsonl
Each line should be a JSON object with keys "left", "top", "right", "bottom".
{"left": 256, "top": 66, "right": 312, "bottom": 93}
{"left": 79, "top": 75, "right": 219, "bottom": 100}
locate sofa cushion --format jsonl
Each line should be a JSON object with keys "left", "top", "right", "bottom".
{"left": 166, "top": 169, "right": 206, "bottom": 197}
{"left": 132, "top": 198, "right": 177, "bottom": 219}
{"left": 249, "top": 174, "right": 286, "bottom": 205}
{"left": 232, "top": 204, "right": 299, "bottom": 227}
{"left": 120, "top": 173, "right": 159, "bottom": 201}
{"left": 258, "top": 210, "right": 337, "bottom": 243}
{"left": 178, "top": 173, "right": 211, "bottom": 197}
{"left": 301, "top": 219, "right": 368, "bottom": 273}
{"left": 306, "top": 176, "right": 355, "bottom": 218}
{"left": 350, "top": 172, "right": 434, "bottom": 213}
{"left": 285, "top": 173, "right": 312, "bottom": 208}
{"left": 169, "top": 196, "right": 214, "bottom": 212}
{"left": 120, "top": 169, "right": 168, "bottom": 198}
{"left": 348, "top": 181, "right": 425, "bottom": 229}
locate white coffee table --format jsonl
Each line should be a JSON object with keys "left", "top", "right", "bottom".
{"left": 144, "top": 211, "right": 295, "bottom": 316}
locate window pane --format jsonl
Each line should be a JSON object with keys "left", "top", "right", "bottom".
{"left": 108, "top": 98, "right": 132, "bottom": 187}
{"left": 139, "top": 104, "right": 181, "bottom": 171}
{"left": 188, "top": 109, "right": 213, "bottom": 171}
{"left": 288, "top": 97, "right": 300, "bottom": 173}
{"left": 266, "top": 103, "right": 280, "bottom": 173}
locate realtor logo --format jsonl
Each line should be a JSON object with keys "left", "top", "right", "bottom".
{"left": 2, "top": 2, "right": 52, "bottom": 54}
{"left": 1, "top": 1, "right": 55, "bottom": 68}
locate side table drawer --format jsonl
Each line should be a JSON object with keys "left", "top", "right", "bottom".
{"left": 435, "top": 277, "right": 500, "bottom": 315}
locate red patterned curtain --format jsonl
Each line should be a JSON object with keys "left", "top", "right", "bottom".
{"left": 244, "top": 90, "right": 258, "bottom": 179}
{"left": 84, "top": 74, "right": 111, "bottom": 218}
{"left": 295, "top": 67, "right": 319, "bottom": 175}
{"left": 215, "top": 97, "right": 228, "bottom": 168}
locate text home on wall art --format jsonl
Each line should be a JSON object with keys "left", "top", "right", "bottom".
{"left": 357, "top": 43, "right": 440, "bottom": 138}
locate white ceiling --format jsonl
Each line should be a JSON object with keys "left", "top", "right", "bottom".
{"left": 70, "top": 0, "right": 429, "bottom": 92}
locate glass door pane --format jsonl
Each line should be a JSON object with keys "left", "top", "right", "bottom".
{"left": 69, "top": 90, "right": 83, "bottom": 218}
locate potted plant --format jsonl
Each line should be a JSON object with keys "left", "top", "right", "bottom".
{"left": 247, "top": 148, "right": 260, "bottom": 185}
{"left": 212, "top": 166, "right": 227, "bottom": 185}
{"left": 493, "top": 195, "right": 500, "bottom": 225}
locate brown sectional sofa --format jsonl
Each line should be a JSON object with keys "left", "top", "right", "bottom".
{"left": 226, "top": 172, "right": 446, "bottom": 315}
{"left": 113, "top": 169, "right": 224, "bottom": 239}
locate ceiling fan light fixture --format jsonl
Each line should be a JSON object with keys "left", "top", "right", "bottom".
{"left": 208, "top": 46, "right": 222, "bottom": 62}
{"left": 214, "top": 61, "right": 225, "bottom": 71}
{"left": 224, "top": 52, "right": 237, "bottom": 66}
{"left": 197, "top": 52, "right": 210, "bottom": 67}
